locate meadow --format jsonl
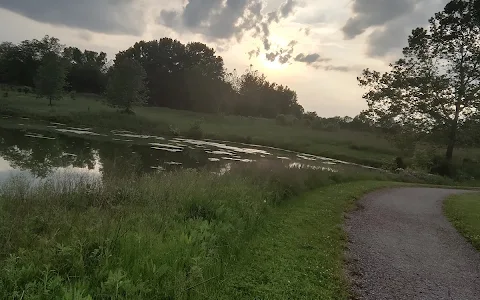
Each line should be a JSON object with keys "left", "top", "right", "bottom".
{"left": 1, "top": 92, "right": 397, "bottom": 167}
{"left": 0, "top": 160, "right": 456, "bottom": 299}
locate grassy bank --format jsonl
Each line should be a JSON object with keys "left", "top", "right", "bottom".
{"left": 444, "top": 193, "right": 480, "bottom": 251}
{"left": 1, "top": 92, "right": 396, "bottom": 167}
{"left": 209, "top": 181, "right": 404, "bottom": 299}
{"left": 0, "top": 160, "right": 451, "bottom": 299}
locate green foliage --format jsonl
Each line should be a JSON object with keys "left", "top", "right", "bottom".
{"left": 2, "top": 91, "right": 7, "bottom": 98}
{"left": 184, "top": 121, "right": 204, "bottom": 139}
{"left": 70, "top": 90, "right": 76, "bottom": 100}
{"left": 275, "top": 114, "right": 298, "bottom": 126}
{"left": 359, "top": 0, "right": 480, "bottom": 160}
{"left": 106, "top": 58, "right": 148, "bottom": 113}
{"left": 35, "top": 51, "right": 67, "bottom": 106}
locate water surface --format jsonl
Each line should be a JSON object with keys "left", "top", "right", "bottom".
{"left": 0, "top": 116, "right": 368, "bottom": 183}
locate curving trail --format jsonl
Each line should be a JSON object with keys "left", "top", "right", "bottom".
{"left": 346, "top": 188, "right": 480, "bottom": 300}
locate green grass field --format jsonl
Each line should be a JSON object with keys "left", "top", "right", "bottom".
{"left": 0, "top": 92, "right": 397, "bottom": 167}
{"left": 444, "top": 193, "right": 480, "bottom": 251}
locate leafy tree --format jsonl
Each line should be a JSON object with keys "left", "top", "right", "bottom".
{"left": 63, "top": 47, "right": 108, "bottom": 93}
{"left": 106, "top": 58, "right": 148, "bottom": 113}
{"left": 35, "top": 51, "right": 67, "bottom": 106}
{"left": 0, "top": 36, "right": 63, "bottom": 87}
{"left": 358, "top": 0, "right": 480, "bottom": 160}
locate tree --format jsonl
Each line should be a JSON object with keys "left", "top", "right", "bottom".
{"left": 35, "top": 51, "right": 67, "bottom": 106}
{"left": 358, "top": 0, "right": 480, "bottom": 160}
{"left": 106, "top": 58, "right": 148, "bottom": 113}
{"left": 63, "top": 47, "right": 108, "bottom": 93}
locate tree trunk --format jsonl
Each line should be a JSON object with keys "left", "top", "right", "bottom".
{"left": 446, "top": 103, "right": 461, "bottom": 160}
{"left": 48, "top": 96, "right": 52, "bottom": 106}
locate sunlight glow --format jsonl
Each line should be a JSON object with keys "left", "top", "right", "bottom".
{"left": 261, "top": 57, "right": 289, "bottom": 70}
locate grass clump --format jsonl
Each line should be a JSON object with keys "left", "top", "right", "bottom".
{"left": 444, "top": 193, "right": 480, "bottom": 251}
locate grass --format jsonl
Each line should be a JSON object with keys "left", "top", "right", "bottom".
{"left": 0, "top": 159, "right": 453, "bottom": 299}
{"left": 0, "top": 92, "right": 397, "bottom": 167}
{"left": 208, "top": 181, "right": 406, "bottom": 299}
{"left": 444, "top": 193, "right": 480, "bottom": 251}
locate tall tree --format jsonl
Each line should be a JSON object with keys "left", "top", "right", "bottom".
{"left": 358, "top": 0, "right": 480, "bottom": 160}
{"left": 35, "top": 51, "right": 67, "bottom": 106}
{"left": 106, "top": 58, "right": 148, "bottom": 113}
{"left": 63, "top": 47, "right": 108, "bottom": 93}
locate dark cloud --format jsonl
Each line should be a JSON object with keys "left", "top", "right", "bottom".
{"left": 294, "top": 53, "right": 330, "bottom": 65}
{"left": 159, "top": 0, "right": 298, "bottom": 53}
{"left": 248, "top": 47, "right": 261, "bottom": 59}
{"left": 342, "top": 0, "right": 449, "bottom": 57}
{"left": 322, "top": 65, "right": 351, "bottom": 72}
{"left": 263, "top": 40, "right": 297, "bottom": 64}
{"left": 0, "top": 0, "right": 146, "bottom": 35}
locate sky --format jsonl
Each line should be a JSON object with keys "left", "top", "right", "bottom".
{"left": 0, "top": 0, "right": 451, "bottom": 117}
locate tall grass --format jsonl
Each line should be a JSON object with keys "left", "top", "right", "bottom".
{"left": 0, "top": 161, "right": 455, "bottom": 299}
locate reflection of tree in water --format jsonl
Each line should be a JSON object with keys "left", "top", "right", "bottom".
{"left": 0, "top": 127, "right": 96, "bottom": 177}
{"left": 0, "top": 127, "right": 226, "bottom": 179}
{"left": 97, "top": 143, "right": 143, "bottom": 180}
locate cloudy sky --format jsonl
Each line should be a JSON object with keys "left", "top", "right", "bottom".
{"left": 0, "top": 0, "right": 450, "bottom": 117}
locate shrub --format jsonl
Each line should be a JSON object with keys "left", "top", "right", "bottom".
{"left": 22, "top": 87, "right": 30, "bottom": 94}
{"left": 168, "top": 125, "right": 180, "bottom": 136}
{"left": 411, "top": 147, "right": 436, "bottom": 171}
{"left": 429, "top": 155, "right": 456, "bottom": 177}
{"left": 275, "top": 114, "right": 297, "bottom": 126}
{"left": 185, "top": 121, "right": 203, "bottom": 139}
{"left": 70, "top": 91, "right": 76, "bottom": 100}
{"left": 276, "top": 114, "right": 288, "bottom": 125}
{"left": 2, "top": 91, "right": 8, "bottom": 98}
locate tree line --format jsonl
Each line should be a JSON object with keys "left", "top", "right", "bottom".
{"left": 0, "top": 36, "right": 305, "bottom": 118}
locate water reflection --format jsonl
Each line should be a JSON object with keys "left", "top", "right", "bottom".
{"left": 0, "top": 126, "right": 225, "bottom": 182}
{"left": 0, "top": 117, "right": 368, "bottom": 183}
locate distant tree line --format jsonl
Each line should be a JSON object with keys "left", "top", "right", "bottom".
{"left": 0, "top": 35, "right": 310, "bottom": 119}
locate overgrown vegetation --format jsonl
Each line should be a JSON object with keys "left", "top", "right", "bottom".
{"left": 444, "top": 193, "right": 480, "bottom": 251}
{"left": 0, "top": 162, "right": 455, "bottom": 299}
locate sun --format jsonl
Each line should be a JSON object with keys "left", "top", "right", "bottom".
{"left": 261, "top": 56, "right": 288, "bottom": 70}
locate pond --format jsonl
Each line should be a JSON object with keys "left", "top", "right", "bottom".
{"left": 0, "top": 115, "right": 372, "bottom": 183}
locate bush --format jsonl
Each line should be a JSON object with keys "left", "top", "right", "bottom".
{"left": 23, "top": 87, "right": 30, "bottom": 94}
{"left": 457, "top": 158, "right": 480, "bottom": 180}
{"left": 70, "top": 91, "right": 76, "bottom": 100}
{"left": 168, "top": 125, "right": 180, "bottom": 136}
{"left": 276, "top": 114, "right": 288, "bottom": 125}
{"left": 2, "top": 91, "right": 8, "bottom": 98}
{"left": 185, "top": 121, "right": 203, "bottom": 139}
{"left": 411, "top": 147, "right": 436, "bottom": 170}
{"left": 429, "top": 155, "right": 456, "bottom": 177}
{"left": 275, "top": 114, "right": 297, "bottom": 126}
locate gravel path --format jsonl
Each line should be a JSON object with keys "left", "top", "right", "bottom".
{"left": 346, "top": 188, "right": 480, "bottom": 300}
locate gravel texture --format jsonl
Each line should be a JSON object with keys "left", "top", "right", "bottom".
{"left": 346, "top": 188, "right": 480, "bottom": 300}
